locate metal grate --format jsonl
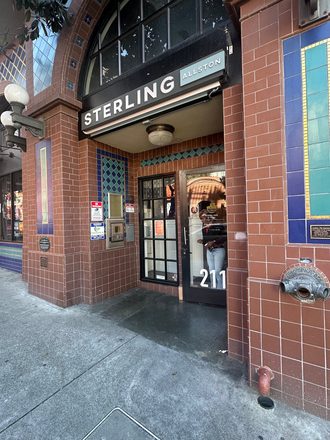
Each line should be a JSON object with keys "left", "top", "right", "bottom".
{"left": 82, "top": 407, "right": 162, "bottom": 440}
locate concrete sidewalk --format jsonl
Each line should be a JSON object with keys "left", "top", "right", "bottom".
{"left": 0, "top": 268, "right": 329, "bottom": 440}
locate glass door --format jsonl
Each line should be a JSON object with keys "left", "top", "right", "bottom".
{"left": 139, "top": 174, "right": 178, "bottom": 285}
{"left": 181, "top": 166, "right": 227, "bottom": 305}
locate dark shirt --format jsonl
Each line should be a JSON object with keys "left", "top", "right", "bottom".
{"left": 202, "top": 222, "right": 227, "bottom": 247}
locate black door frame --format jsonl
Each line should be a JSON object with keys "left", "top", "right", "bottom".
{"left": 179, "top": 165, "right": 227, "bottom": 306}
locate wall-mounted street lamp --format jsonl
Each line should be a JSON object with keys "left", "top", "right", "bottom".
{"left": 0, "top": 84, "right": 45, "bottom": 152}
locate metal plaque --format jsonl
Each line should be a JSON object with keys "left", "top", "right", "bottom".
{"left": 40, "top": 257, "right": 48, "bottom": 268}
{"left": 39, "top": 236, "right": 50, "bottom": 252}
{"left": 126, "top": 224, "right": 134, "bottom": 242}
{"left": 310, "top": 225, "right": 330, "bottom": 239}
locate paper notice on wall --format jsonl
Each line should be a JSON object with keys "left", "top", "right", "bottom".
{"left": 155, "top": 221, "right": 164, "bottom": 236}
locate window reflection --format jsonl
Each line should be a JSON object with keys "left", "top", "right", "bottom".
{"left": 187, "top": 171, "right": 227, "bottom": 290}
{"left": 102, "top": 45, "right": 119, "bottom": 84}
{"left": 120, "top": 0, "right": 141, "bottom": 34}
{"left": 85, "top": 56, "right": 100, "bottom": 95}
{"left": 121, "top": 30, "right": 141, "bottom": 74}
{"left": 84, "top": 0, "right": 230, "bottom": 95}
{"left": 143, "top": 0, "right": 167, "bottom": 19}
{"left": 145, "top": 13, "right": 167, "bottom": 61}
{"left": 170, "top": 0, "right": 196, "bottom": 47}
{"left": 202, "top": 0, "right": 229, "bottom": 32}
{"left": 0, "top": 171, "right": 23, "bottom": 242}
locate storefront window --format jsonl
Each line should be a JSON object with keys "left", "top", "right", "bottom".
{"left": 84, "top": 0, "right": 230, "bottom": 95}
{"left": 140, "top": 175, "right": 178, "bottom": 284}
{"left": 0, "top": 171, "right": 23, "bottom": 242}
{"left": 170, "top": 0, "right": 197, "bottom": 47}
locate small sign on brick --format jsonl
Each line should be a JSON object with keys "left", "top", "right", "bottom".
{"left": 40, "top": 257, "right": 48, "bottom": 268}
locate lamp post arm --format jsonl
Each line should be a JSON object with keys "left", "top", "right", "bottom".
{"left": 5, "top": 133, "right": 27, "bottom": 152}
{"left": 11, "top": 113, "right": 45, "bottom": 140}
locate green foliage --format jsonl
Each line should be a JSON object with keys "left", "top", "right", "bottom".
{"left": 0, "top": 29, "right": 17, "bottom": 60}
{"left": 13, "top": 0, "right": 72, "bottom": 46}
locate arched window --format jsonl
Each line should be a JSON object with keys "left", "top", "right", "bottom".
{"left": 84, "top": 0, "right": 229, "bottom": 96}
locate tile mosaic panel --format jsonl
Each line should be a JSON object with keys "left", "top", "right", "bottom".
{"left": 97, "top": 149, "right": 129, "bottom": 234}
{"left": 140, "top": 143, "right": 224, "bottom": 167}
{"left": 0, "top": 45, "right": 26, "bottom": 87}
{"left": 36, "top": 139, "right": 54, "bottom": 235}
{"left": 284, "top": 21, "right": 330, "bottom": 244}
{"left": 0, "top": 243, "right": 22, "bottom": 273}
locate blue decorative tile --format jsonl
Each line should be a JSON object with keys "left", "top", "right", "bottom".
{"left": 286, "top": 122, "right": 303, "bottom": 148}
{"left": 307, "top": 91, "right": 328, "bottom": 120}
{"left": 285, "top": 99, "right": 303, "bottom": 125}
{"left": 97, "top": 149, "right": 129, "bottom": 234}
{"left": 76, "top": 36, "right": 83, "bottom": 47}
{"left": 286, "top": 146, "right": 304, "bottom": 172}
{"left": 305, "top": 43, "right": 327, "bottom": 71}
{"left": 310, "top": 193, "right": 330, "bottom": 216}
{"left": 68, "top": 81, "right": 74, "bottom": 90}
{"left": 70, "top": 59, "right": 77, "bottom": 69}
{"left": 309, "top": 168, "right": 330, "bottom": 194}
{"left": 287, "top": 171, "right": 305, "bottom": 196}
{"left": 141, "top": 143, "right": 224, "bottom": 167}
{"left": 301, "top": 20, "right": 330, "bottom": 48}
{"left": 285, "top": 75, "right": 302, "bottom": 102}
{"left": 306, "top": 66, "right": 328, "bottom": 95}
{"left": 283, "top": 35, "right": 300, "bottom": 55}
{"left": 288, "top": 196, "right": 305, "bottom": 219}
{"left": 289, "top": 220, "right": 306, "bottom": 243}
{"left": 307, "top": 116, "right": 329, "bottom": 145}
{"left": 284, "top": 51, "right": 302, "bottom": 78}
{"left": 309, "top": 141, "right": 330, "bottom": 169}
{"left": 84, "top": 14, "right": 92, "bottom": 25}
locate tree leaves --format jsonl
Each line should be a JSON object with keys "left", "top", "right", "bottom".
{"left": 13, "top": 0, "right": 72, "bottom": 47}
{"left": 0, "top": 0, "right": 72, "bottom": 61}
{"left": 0, "top": 29, "right": 17, "bottom": 60}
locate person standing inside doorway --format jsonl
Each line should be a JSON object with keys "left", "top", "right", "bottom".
{"left": 197, "top": 209, "right": 226, "bottom": 289}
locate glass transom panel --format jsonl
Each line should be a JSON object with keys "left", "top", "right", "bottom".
{"left": 83, "top": 0, "right": 230, "bottom": 95}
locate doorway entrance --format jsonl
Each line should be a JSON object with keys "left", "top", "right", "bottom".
{"left": 180, "top": 166, "right": 227, "bottom": 306}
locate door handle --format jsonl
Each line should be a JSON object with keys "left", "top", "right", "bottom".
{"left": 184, "top": 226, "right": 187, "bottom": 245}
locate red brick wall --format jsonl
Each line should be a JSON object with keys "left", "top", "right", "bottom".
{"left": 23, "top": 103, "right": 82, "bottom": 307}
{"left": 240, "top": 0, "right": 330, "bottom": 419}
{"left": 223, "top": 84, "right": 248, "bottom": 363}
{"left": 79, "top": 139, "right": 137, "bottom": 305}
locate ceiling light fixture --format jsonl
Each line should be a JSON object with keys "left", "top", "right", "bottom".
{"left": 146, "top": 124, "right": 174, "bottom": 147}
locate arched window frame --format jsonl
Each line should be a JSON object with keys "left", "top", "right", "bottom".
{"left": 82, "top": 0, "right": 230, "bottom": 97}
